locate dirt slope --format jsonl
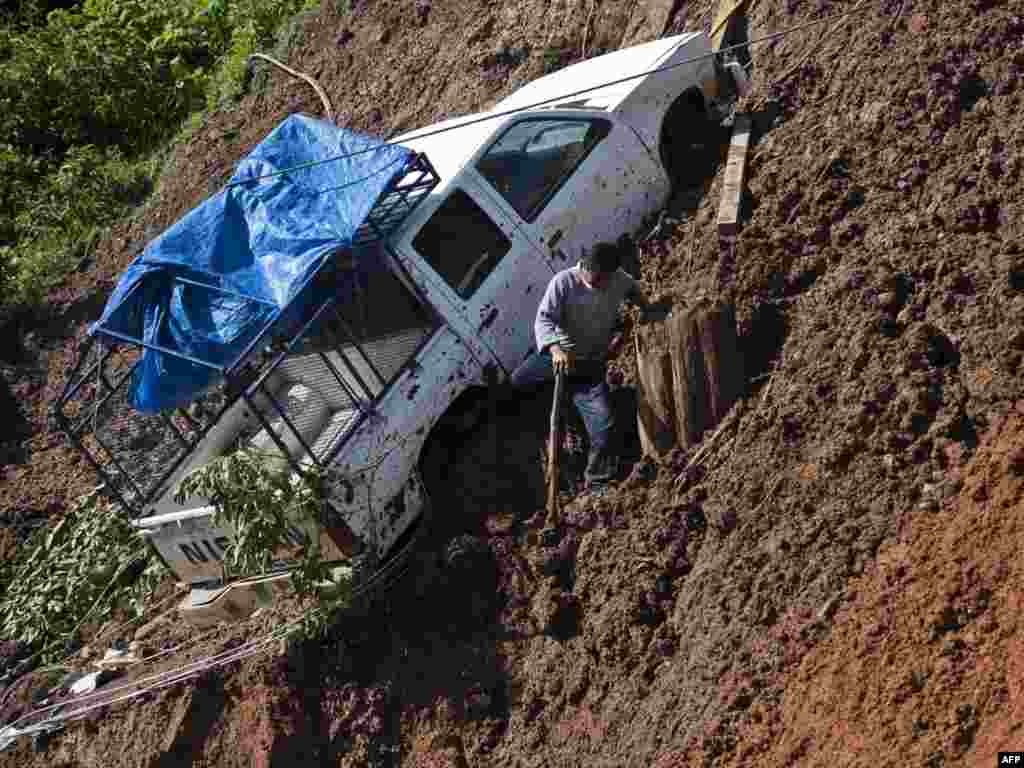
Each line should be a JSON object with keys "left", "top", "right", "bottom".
{"left": 3, "top": 0, "right": 1024, "bottom": 765}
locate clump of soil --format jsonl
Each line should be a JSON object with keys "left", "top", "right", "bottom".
{"left": 3, "top": 0, "right": 1024, "bottom": 766}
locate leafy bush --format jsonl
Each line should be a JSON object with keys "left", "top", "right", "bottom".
{"left": 175, "top": 449, "right": 353, "bottom": 615}
{"left": 0, "top": 489, "right": 166, "bottom": 662}
{"left": 2, "top": 145, "right": 155, "bottom": 307}
{"left": 0, "top": 0, "right": 321, "bottom": 313}
{"left": 1, "top": 3, "right": 205, "bottom": 155}
{"left": 0, "top": 0, "right": 321, "bottom": 152}
{"left": 204, "top": 0, "right": 322, "bottom": 109}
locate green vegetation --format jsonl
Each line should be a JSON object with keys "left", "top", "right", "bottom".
{"left": 0, "top": 489, "right": 164, "bottom": 663}
{"left": 176, "top": 448, "right": 353, "bottom": 634}
{"left": 0, "top": 0, "right": 333, "bottom": 655}
{"left": 0, "top": 0, "right": 320, "bottom": 315}
{"left": 0, "top": 450, "right": 352, "bottom": 662}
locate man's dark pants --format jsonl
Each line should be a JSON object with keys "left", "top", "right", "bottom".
{"left": 509, "top": 351, "right": 616, "bottom": 486}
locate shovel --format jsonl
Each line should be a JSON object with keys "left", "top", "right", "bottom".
{"left": 543, "top": 370, "right": 567, "bottom": 533}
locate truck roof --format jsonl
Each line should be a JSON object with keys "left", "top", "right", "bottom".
{"left": 392, "top": 112, "right": 500, "bottom": 184}
{"left": 492, "top": 32, "right": 702, "bottom": 115}
{"left": 391, "top": 32, "right": 704, "bottom": 184}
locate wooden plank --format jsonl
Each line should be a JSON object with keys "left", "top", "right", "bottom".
{"left": 717, "top": 113, "right": 752, "bottom": 237}
{"left": 634, "top": 300, "right": 743, "bottom": 455}
{"left": 711, "top": 0, "right": 758, "bottom": 50}
{"left": 696, "top": 301, "right": 742, "bottom": 425}
{"left": 668, "top": 307, "right": 708, "bottom": 450}
{"left": 635, "top": 319, "right": 677, "bottom": 457}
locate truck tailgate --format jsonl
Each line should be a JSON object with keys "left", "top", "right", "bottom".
{"left": 136, "top": 506, "right": 349, "bottom": 584}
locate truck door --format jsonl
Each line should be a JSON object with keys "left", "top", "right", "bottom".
{"left": 399, "top": 180, "right": 554, "bottom": 375}
{"left": 470, "top": 113, "right": 668, "bottom": 269}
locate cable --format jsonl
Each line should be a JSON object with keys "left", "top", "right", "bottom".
{"left": 225, "top": 2, "right": 879, "bottom": 189}
{"left": 5, "top": 521, "right": 424, "bottom": 739}
{"left": 7, "top": 508, "right": 425, "bottom": 735}
{"left": 7, "top": 623, "right": 227, "bottom": 728}
{"left": 8, "top": 612, "right": 310, "bottom": 735}
{"left": 249, "top": 53, "right": 335, "bottom": 123}
{"left": 3, "top": 3, "right": 884, "bottom": 747}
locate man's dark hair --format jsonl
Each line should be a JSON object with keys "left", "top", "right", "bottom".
{"left": 580, "top": 242, "right": 621, "bottom": 274}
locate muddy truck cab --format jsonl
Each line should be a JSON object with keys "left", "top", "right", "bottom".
{"left": 57, "top": 31, "right": 748, "bottom": 626}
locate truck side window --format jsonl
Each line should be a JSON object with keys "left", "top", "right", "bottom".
{"left": 475, "top": 118, "right": 610, "bottom": 221}
{"left": 412, "top": 188, "right": 512, "bottom": 299}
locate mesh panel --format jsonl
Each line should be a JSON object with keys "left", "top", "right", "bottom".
{"left": 361, "top": 327, "right": 432, "bottom": 386}
{"left": 59, "top": 261, "right": 437, "bottom": 515}
{"left": 258, "top": 322, "right": 431, "bottom": 466}
{"left": 92, "top": 381, "right": 192, "bottom": 504}
{"left": 277, "top": 352, "right": 363, "bottom": 411}
{"left": 250, "top": 382, "right": 330, "bottom": 461}
{"left": 309, "top": 410, "right": 360, "bottom": 461}
{"left": 58, "top": 343, "right": 242, "bottom": 514}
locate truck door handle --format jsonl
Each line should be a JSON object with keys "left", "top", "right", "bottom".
{"left": 546, "top": 229, "right": 564, "bottom": 249}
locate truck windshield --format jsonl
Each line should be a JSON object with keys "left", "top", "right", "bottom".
{"left": 475, "top": 118, "right": 611, "bottom": 221}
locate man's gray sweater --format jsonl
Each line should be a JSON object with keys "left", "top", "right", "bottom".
{"left": 534, "top": 264, "right": 639, "bottom": 361}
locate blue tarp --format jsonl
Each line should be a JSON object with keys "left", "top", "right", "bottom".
{"left": 91, "top": 115, "right": 416, "bottom": 413}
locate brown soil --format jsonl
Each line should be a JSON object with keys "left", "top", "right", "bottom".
{"left": 4, "top": 0, "right": 1024, "bottom": 765}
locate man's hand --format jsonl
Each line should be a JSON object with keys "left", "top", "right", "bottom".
{"left": 550, "top": 344, "right": 575, "bottom": 374}
{"left": 608, "top": 332, "right": 624, "bottom": 357}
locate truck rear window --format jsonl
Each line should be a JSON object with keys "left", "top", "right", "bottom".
{"left": 412, "top": 188, "right": 512, "bottom": 298}
{"left": 475, "top": 118, "right": 610, "bottom": 221}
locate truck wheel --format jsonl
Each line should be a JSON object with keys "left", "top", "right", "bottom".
{"left": 659, "top": 88, "right": 710, "bottom": 188}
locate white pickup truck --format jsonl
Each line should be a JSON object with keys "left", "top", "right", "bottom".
{"left": 59, "top": 31, "right": 748, "bottom": 625}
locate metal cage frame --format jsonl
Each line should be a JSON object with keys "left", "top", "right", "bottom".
{"left": 55, "top": 153, "right": 440, "bottom": 518}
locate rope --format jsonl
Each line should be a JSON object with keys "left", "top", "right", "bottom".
{"left": 248, "top": 53, "right": 335, "bottom": 123}
{"left": 4, "top": 512, "right": 425, "bottom": 740}
{"left": 773, "top": 0, "right": 871, "bottom": 84}
{"left": 2, "top": 0, "right": 887, "bottom": 747}
{"left": 226, "top": 3, "right": 879, "bottom": 189}
{"left": 8, "top": 614, "right": 307, "bottom": 733}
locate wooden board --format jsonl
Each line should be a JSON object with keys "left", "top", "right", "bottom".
{"left": 717, "top": 113, "right": 752, "bottom": 237}
{"left": 635, "top": 301, "right": 743, "bottom": 455}
{"left": 696, "top": 302, "right": 743, "bottom": 425}
{"left": 668, "top": 307, "right": 709, "bottom": 449}
{"left": 711, "top": 0, "right": 758, "bottom": 50}
{"left": 636, "top": 319, "right": 677, "bottom": 456}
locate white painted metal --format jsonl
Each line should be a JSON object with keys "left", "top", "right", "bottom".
{"left": 611, "top": 34, "right": 717, "bottom": 152}
{"left": 402, "top": 177, "right": 553, "bottom": 375}
{"left": 470, "top": 113, "right": 668, "bottom": 270}
{"left": 491, "top": 33, "right": 704, "bottom": 119}
{"left": 324, "top": 326, "right": 486, "bottom": 557}
{"left": 140, "top": 30, "right": 735, "bottom": 625}
{"left": 138, "top": 503, "right": 350, "bottom": 585}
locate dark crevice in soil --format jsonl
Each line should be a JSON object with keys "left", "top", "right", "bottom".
{"left": 0, "top": 377, "right": 32, "bottom": 467}
{"left": 152, "top": 676, "right": 226, "bottom": 768}
{"left": 738, "top": 300, "right": 787, "bottom": 388}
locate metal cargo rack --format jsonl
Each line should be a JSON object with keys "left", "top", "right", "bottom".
{"left": 55, "top": 153, "right": 440, "bottom": 518}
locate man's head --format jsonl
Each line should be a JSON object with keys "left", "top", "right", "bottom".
{"left": 579, "top": 242, "right": 621, "bottom": 291}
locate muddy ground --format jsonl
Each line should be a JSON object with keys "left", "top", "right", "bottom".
{"left": 3, "top": 0, "right": 1024, "bottom": 765}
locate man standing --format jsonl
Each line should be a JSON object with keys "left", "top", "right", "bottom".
{"left": 511, "top": 241, "right": 650, "bottom": 496}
